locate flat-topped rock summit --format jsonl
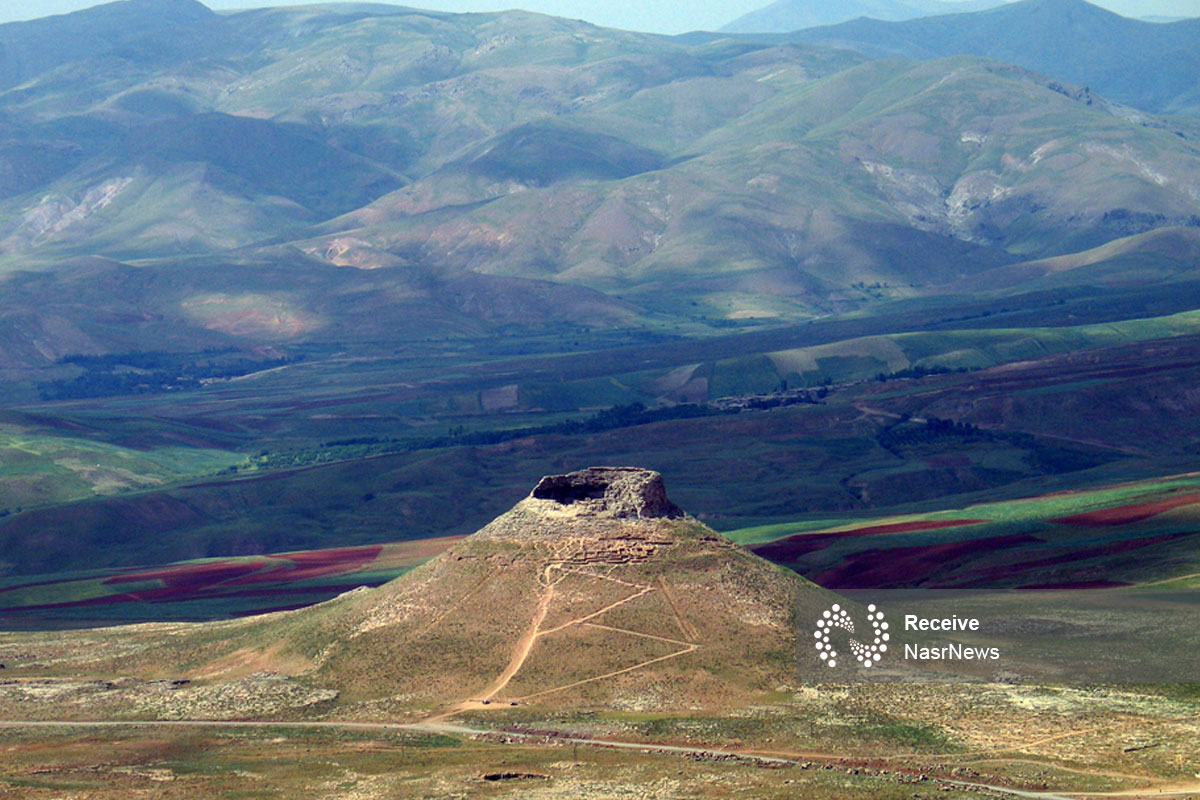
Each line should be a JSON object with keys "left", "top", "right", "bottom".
{"left": 474, "top": 467, "right": 687, "bottom": 543}
{"left": 530, "top": 467, "right": 684, "bottom": 520}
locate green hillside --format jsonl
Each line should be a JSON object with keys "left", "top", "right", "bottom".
{"left": 0, "top": 1, "right": 1196, "bottom": 324}
{"left": 0, "top": 426, "right": 237, "bottom": 513}
{"left": 314, "top": 52, "right": 1200, "bottom": 317}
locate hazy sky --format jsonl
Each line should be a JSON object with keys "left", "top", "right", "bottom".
{"left": 2, "top": 0, "right": 1199, "bottom": 32}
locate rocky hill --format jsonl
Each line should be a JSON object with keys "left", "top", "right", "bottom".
{"left": 14, "top": 468, "right": 834, "bottom": 720}
{"left": 292, "top": 467, "right": 832, "bottom": 717}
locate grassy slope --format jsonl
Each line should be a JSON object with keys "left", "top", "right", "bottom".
{"left": 730, "top": 471, "right": 1200, "bottom": 544}
{"left": 618, "top": 307, "right": 1200, "bottom": 398}
{"left": 303, "top": 303, "right": 1200, "bottom": 414}
{"left": 0, "top": 426, "right": 239, "bottom": 512}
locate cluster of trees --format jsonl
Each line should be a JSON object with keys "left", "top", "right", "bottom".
{"left": 875, "top": 416, "right": 1116, "bottom": 474}
{"left": 876, "top": 416, "right": 991, "bottom": 455}
{"left": 258, "top": 402, "right": 726, "bottom": 470}
{"left": 59, "top": 350, "right": 237, "bottom": 370}
{"left": 39, "top": 350, "right": 296, "bottom": 400}
{"left": 738, "top": 393, "right": 819, "bottom": 410}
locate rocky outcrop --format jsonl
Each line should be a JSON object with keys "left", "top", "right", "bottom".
{"left": 472, "top": 467, "right": 687, "bottom": 546}
{"left": 529, "top": 467, "right": 683, "bottom": 520}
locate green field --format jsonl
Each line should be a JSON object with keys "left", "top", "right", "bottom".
{"left": 726, "top": 471, "right": 1200, "bottom": 545}
{"left": 0, "top": 427, "right": 240, "bottom": 512}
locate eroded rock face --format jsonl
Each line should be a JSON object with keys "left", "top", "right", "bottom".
{"left": 529, "top": 467, "right": 683, "bottom": 520}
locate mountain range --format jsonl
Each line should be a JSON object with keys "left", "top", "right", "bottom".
{"left": 787, "top": 0, "right": 1200, "bottom": 115}
{"left": 0, "top": 0, "right": 1198, "bottom": 378}
{"left": 721, "top": 0, "right": 1009, "bottom": 33}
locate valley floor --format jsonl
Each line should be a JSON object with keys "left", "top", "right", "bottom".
{"left": 0, "top": 688, "right": 1197, "bottom": 800}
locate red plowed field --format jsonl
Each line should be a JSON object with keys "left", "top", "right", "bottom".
{"left": 1052, "top": 493, "right": 1200, "bottom": 526}
{"left": 105, "top": 561, "right": 267, "bottom": 588}
{"left": 223, "top": 546, "right": 385, "bottom": 587}
{"left": 808, "top": 534, "right": 1042, "bottom": 589}
{"left": 752, "top": 519, "right": 986, "bottom": 561}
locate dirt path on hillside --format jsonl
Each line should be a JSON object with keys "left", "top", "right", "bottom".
{"left": 658, "top": 576, "right": 700, "bottom": 640}
{"left": 424, "top": 559, "right": 701, "bottom": 722}
{"left": 423, "top": 566, "right": 564, "bottom": 723}
{"left": 425, "top": 558, "right": 704, "bottom": 722}
{"left": 477, "top": 564, "right": 562, "bottom": 702}
{"left": 509, "top": 619, "right": 699, "bottom": 703}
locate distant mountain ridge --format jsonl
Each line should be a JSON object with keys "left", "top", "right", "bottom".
{"left": 0, "top": 0, "right": 226, "bottom": 91}
{"left": 0, "top": 0, "right": 1196, "bottom": 372}
{"left": 786, "top": 0, "right": 1200, "bottom": 115}
{"left": 721, "top": 0, "right": 1009, "bottom": 33}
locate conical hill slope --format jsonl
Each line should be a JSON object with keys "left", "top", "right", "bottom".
{"left": 197, "top": 468, "right": 842, "bottom": 717}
